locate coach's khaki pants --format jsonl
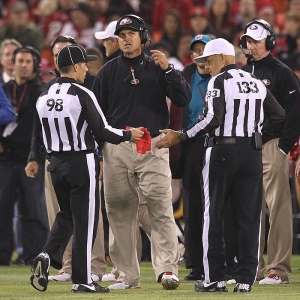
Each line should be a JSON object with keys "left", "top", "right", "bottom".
{"left": 103, "top": 137, "right": 179, "bottom": 287}
{"left": 257, "top": 139, "right": 292, "bottom": 281}
{"left": 45, "top": 160, "right": 107, "bottom": 278}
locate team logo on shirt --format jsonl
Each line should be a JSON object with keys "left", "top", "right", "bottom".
{"left": 119, "top": 18, "right": 132, "bottom": 25}
{"left": 262, "top": 79, "right": 271, "bottom": 86}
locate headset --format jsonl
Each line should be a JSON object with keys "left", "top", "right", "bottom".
{"left": 241, "top": 19, "right": 276, "bottom": 51}
{"left": 12, "top": 46, "right": 41, "bottom": 73}
{"left": 116, "top": 14, "right": 149, "bottom": 44}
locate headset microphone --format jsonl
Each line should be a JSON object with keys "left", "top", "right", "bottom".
{"left": 239, "top": 45, "right": 253, "bottom": 63}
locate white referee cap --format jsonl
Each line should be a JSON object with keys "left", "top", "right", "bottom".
{"left": 95, "top": 21, "right": 118, "bottom": 40}
{"left": 195, "top": 38, "right": 235, "bottom": 63}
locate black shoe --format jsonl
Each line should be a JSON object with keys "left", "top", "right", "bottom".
{"left": 30, "top": 252, "right": 50, "bottom": 292}
{"left": 184, "top": 270, "right": 204, "bottom": 281}
{"left": 195, "top": 280, "right": 228, "bottom": 292}
{"left": 233, "top": 283, "right": 251, "bottom": 292}
{"left": 71, "top": 282, "right": 110, "bottom": 293}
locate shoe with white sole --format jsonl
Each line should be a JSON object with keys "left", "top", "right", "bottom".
{"left": 195, "top": 280, "right": 228, "bottom": 292}
{"left": 227, "top": 278, "right": 236, "bottom": 284}
{"left": 259, "top": 274, "right": 289, "bottom": 284}
{"left": 48, "top": 272, "right": 71, "bottom": 282}
{"left": 107, "top": 281, "right": 140, "bottom": 290}
{"left": 233, "top": 283, "right": 252, "bottom": 292}
{"left": 30, "top": 252, "right": 50, "bottom": 292}
{"left": 161, "top": 272, "right": 179, "bottom": 290}
{"left": 91, "top": 274, "right": 100, "bottom": 282}
{"left": 71, "top": 282, "right": 109, "bottom": 293}
{"left": 102, "top": 272, "right": 118, "bottom": 282}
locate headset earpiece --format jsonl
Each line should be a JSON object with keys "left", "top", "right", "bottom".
{"left": 243, "top": 19, "right": 276, "bottom": 51}
{"left": 12, "top": 46, "right": 41, "bottom": 73}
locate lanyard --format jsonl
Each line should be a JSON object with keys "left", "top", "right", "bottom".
{"left": 11, "top": 82, "right": 28, "bottom": 115}
{"left": 197, "top": 83, "right": 206, "bottom": 108}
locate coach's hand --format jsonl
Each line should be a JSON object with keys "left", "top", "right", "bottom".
{"left": 129, "top": 127, "right": 144, "bottom": 142}
{"left": 25, "top": 161, "right": 39, "bottom": 178}
{"left": 155, "top": 129, "right": 180, "bottom": 148}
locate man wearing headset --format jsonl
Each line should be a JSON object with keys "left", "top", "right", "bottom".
{"left": 240, "top": 19, "right": 300, "bottom": 284}
{"left": 0, "top": 46, "right": 49, "bottom": 266}
{"left": 92, "top": 14, "right": 191, "bottom": 290}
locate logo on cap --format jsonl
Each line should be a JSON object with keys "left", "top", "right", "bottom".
{"left": 119, "top": 18, "right": 132, "bottom": 25}
{"left": 249, "top": 25, "right": 258, "bottom": 30}
{"left": 195, "top": 35, "right": 203, "bottom": 40}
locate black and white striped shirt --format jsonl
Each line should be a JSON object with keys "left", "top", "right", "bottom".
{"left": 186, "top": 65, "right": 285, "bottom": 139}
{"left": 36, "top": 77, "right": 130, "bottom": 153}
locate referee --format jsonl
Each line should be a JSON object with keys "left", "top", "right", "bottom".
{"left": 156, "top": 38, "right": 285, "bottom": 293}
{"left": 29, "top": 44, "right": 143, "bottom": 293}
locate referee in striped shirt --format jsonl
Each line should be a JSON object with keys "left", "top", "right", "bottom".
{"left": 156, "top": 38, "right": 285, "bottom": 293}
{"left": 30, "top": 44, "right": 143, "bottom": 293}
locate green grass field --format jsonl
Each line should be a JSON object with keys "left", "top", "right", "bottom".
{"left": 1, "top": 256, "right": 300, "bottom": 299}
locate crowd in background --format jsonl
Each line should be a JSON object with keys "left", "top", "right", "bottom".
{"left": 0, "top": 0, "right": 300, "bottom": 79}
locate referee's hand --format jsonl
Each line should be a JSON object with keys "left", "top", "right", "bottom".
{"left": 25, "top": 161, "right": 39, "bottom": 178}
{"left": 155, "top": 129, "right": 180, "bottom": 149}
{"left": 129, "top": 127, "right": 144, "bottom": 142}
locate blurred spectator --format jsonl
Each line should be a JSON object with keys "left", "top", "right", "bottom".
{"left": 86, "top": 47, "right": 104, "bottom": 74}
{"left": 276, "top": 11, "right": 300, "bottom": 65}
{"left": 119, "top": 0, "right": 155, "bottom": 26}
{"left": 32, "top": 0, "right": 59, "bottom": 24}
{"left": 189, "top": 6, "right": 216, "bottom": 36}
{"left": 151, "top": 40, "right": 184, "bottom": 71}
{"left": 60, "top": 2, "right": 103, "bottom": 48}
{"left": 208, "top": 0, "right": 235, "bottom": 42}
{"left": 289, "top": 0, "right": 300, "bottom": 12}
{"left": 288, "top": 33, "right": 300, "bottom": 78}
{"left": 156, "top": 10, "right": 184, "bottom": 58}
{"left": 0, "top": 1, "right": 44, "bottom": 52}
{"left": 177, "top": 32, "right": 194, "bottom": 66}
{"left": 87, "top": 0, "right": 111, "bottom": 22}
{"left": 152, "top": 0, "right": 194, "bottom": 34}
{"left": 231, "top": 0, "right": 257, "bottom": 47}
{"left": 0, "top": 39, "right": 21, "bottom": 85}
{"left": 40, "top": 0, "right": 78, "bottom": 48}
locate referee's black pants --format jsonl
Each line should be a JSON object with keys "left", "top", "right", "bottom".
{"left": 42, "top": 151, "right": 99, "bottom": 285}
{"left": 201, "top": 137, "right": 262, "bottom": 285}
{"left": 181, "top": 136, "right": 206, "bottom": 274}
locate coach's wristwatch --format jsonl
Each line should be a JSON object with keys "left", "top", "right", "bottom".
{"left": 164, "top": 63, "right": 174, "bottom": 73}
{"left": 178, "top": 129, "right": 187, "bottom": 141}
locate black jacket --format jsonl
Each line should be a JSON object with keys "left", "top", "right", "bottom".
{"left": 92, "top": 52, "right": 191, "bottom": 138}
{"left": 242, "top": 53, "right": 300, "bottom": 154}
{"left": 1, "top": 77, "right": 44, "bottom": 162}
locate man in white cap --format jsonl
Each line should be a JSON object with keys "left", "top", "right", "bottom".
{"left": 95, "top": 21, "right": 122, "bottom": 62}
{"left": 155, "top": 38, "right": 285, "bottom": 293}
{"left": 240, "top": 20, "right": 300, "bottom": 285}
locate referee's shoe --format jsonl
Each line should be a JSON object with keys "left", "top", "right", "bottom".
{"left": 30, "top": 252, "right": 50, "bottom": 292}
{"left": 195, "top": 280, "right": 228, "bottom": 292}
{"left": 71, "top": 282, "right": 110, "bottom": 293}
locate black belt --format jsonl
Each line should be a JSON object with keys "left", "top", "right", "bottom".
{"left": 214, "top": 137, "right": 252, "bottom": 145}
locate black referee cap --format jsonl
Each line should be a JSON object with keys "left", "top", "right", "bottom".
{"left": 56, "top": 44, "right": 97, "bottom": 69}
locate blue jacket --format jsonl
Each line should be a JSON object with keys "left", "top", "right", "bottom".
{"left": 0, "top": 84, "right": 14, "bottom": 125}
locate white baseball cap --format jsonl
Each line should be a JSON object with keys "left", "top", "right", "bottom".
{"left": 195, "top": 38, "right": 235, "bottom": 63}
{"left": 240, "top": 23, "right": 269, "bottom": 41}
{"left": 95, "top": 20, "right": 118, "bottom": 40}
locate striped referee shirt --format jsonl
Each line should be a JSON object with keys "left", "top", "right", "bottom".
{"left": 185, "top": 64, "right": 285, "bottom": 139}
{"left": 36, "top": 77, "right": 131, "bottom": 153}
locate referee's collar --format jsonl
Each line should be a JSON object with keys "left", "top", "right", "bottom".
{"left": 55, "top": 77, "right": 78, "bottom": 84}
{"left": 220, "top": 64, "right": 240, "bottom": 73}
